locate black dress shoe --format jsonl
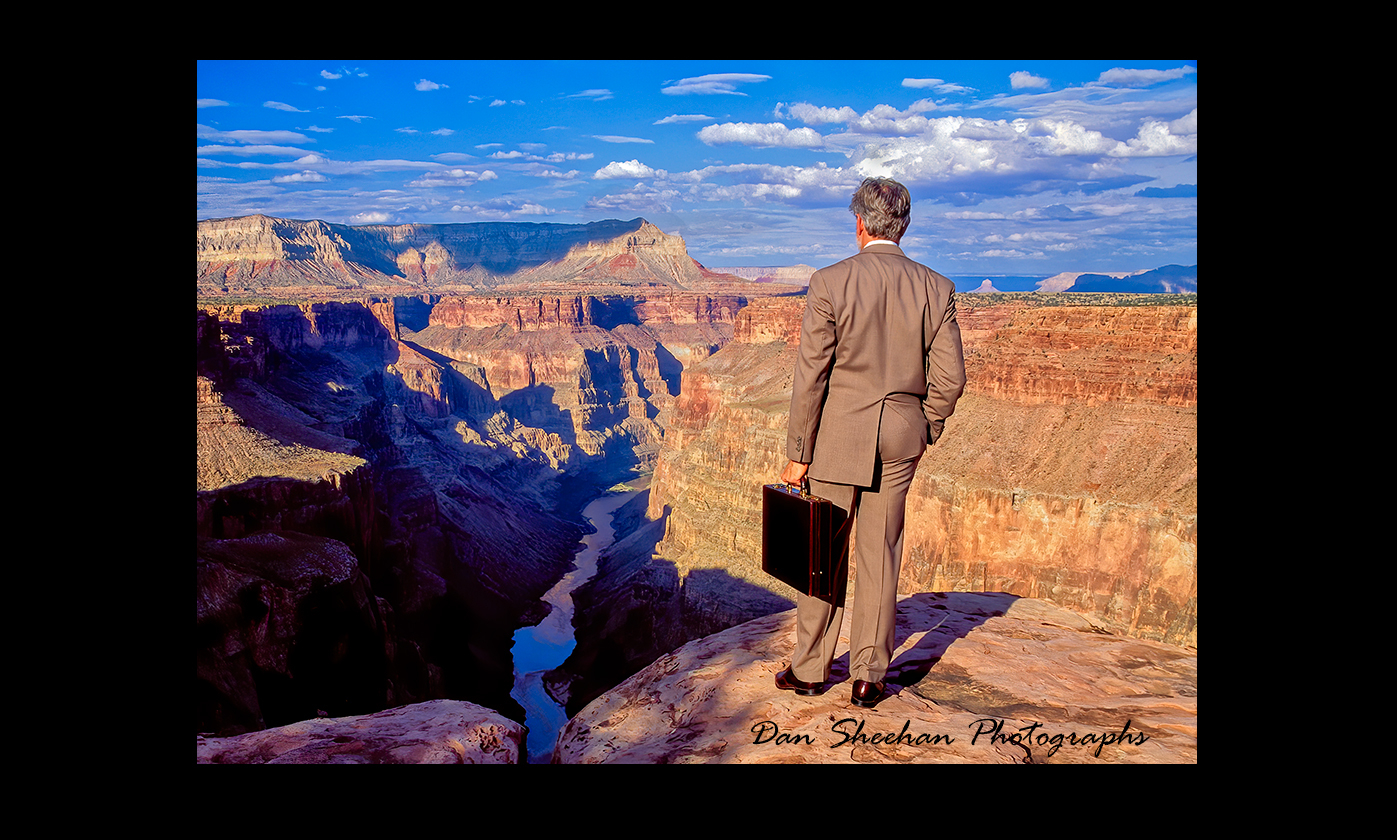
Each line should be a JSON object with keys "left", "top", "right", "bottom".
{"left": 850, "top": 679, "right": 885, "bottom": 708}
{"left": 775, "top": 666, "right": 824, "bottom": 696}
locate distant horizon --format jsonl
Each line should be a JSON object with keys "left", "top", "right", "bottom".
{"left": 198, "top": 60, "right": 1197, "bottom": 275}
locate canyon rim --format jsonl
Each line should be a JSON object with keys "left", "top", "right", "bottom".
{"left": 196, "top": 215, "right": 1196, "bottom": 762}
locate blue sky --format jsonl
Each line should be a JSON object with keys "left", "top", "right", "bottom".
{"left": 197, "top": 60, "right": 1197, "bottom": 276}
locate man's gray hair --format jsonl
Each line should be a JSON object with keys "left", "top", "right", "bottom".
{"left": 848, "top": 177, "right": 911, "bottom": 241}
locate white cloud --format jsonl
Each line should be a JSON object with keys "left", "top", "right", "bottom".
{"left": 415, "top": 79, "right": 447, "bottom": 91}
{"left": 197, "top": 99, "right": 228, "bottom": 109}
{"left": 661, "top": 73, "right": 771, "bottom": 96}
{"left": 408, "top": 168, "right": 498, "bottom": 188}
{"left": 272, "top": 171, "right": 328, "bottom": 183}
{"left": 1098, "top": 65, "right": 1197, "bottom": 87}
{"left": 197, "top": 144, "right": 311, "bottom": 157}
{"left": 903, "top": 78, "right": 976, "bottom": 95}
{"left": 432, "top": 128, "right": 455, "bottom": 136}
{"left": 198, "top": 125, "right": 316, "bottom": 146}
{"left": 655, "top": 114, "right": 714, "bottom": 124}
{"left": 594, "top": 160, "right": 665, "bottom": 180}
{"left": 1021, "top": 118, "right": 1121, "bottom": 156}
{"left": 321, "top": 70, "right": 342, "bottom": 80}
{"left": 568, "top": 89, "right": 614, "bottom": 100}
{"left": 350, "top": 211, "right": 394, "bottom": 224}
{"left": 1117, "top": 112, "right": 1198, "bottom": 157}
{"left": 263, "top": 101, "right": 307, "bottom": 113}
{"left": 777, "top": 102, "right": 859, "bottom": 125}
{"left": 337, "top": 115, "right": 373, "bottom": 123}
{"left": 697, "top": 121, "right": 825, "bottom": 148}
{"left": 592, "top": 135, "right": 654, "bottom": 144}
{"left": 1010, "top": 71, "right": 1050, "bottom": 90}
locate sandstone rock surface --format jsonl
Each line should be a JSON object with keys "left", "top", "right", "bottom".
{"left": 555, "top": 592, "right": 1195, "bottom": 764}
{"left": 196, "top": 699, "right": 524, "bottom": 764}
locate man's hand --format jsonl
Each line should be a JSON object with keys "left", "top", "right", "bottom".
{"left": 781, "top": 460, "right": 809, "bottom": 486}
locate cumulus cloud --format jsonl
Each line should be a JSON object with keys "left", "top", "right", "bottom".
{"left": 1010, "top": 71, "right": 1050, "bottom": 89}
{"left": 350, "top": 211, "right": 394, "bottom": 224}
{"left": 1118, "top": 112, "right": 1198, "bottom": 156}
{"left": 415, "top": 79, "right": 447, "bottom": 91}
{"left": 662, "top": 73, "right": 771, "bottom": 96}
{"left": 777, "top": 102, "right": 859, "bottom": 125}
{"left": 594, "top": 160, "right": 665, "bottom": 180}
{"left": 697, "top": 121, "right": 825, "bottom": 148}
{"left": 408, "top": 168, "right": 498, "bottom": 187}
{"left": 272, "top": 170, "right": 328, "bottom": 183}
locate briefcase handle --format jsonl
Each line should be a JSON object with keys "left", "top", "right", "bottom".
{"left": 785, "top": 477, "right": 812, "bottom": 498}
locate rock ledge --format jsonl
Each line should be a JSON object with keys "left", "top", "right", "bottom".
{"left": 196, "top": 699, "right": 524, "bottom": 764}
{"left": 554, "top": 592, "right": 1196, "bottom": 764}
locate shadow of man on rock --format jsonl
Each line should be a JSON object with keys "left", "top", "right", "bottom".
{"left": 821, "top": 591, "right": 1021, "bottom": 696}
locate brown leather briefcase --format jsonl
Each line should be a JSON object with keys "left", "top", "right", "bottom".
{"left": 762, "top": 481, "right": 851, "bottom": 604}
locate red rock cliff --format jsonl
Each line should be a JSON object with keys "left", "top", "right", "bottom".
{"left": 647, "top": 296, "right": 1198, "bottom": 648}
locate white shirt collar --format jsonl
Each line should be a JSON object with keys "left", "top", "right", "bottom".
{"left": 863, "top": 239, "right": 899, "bottom": 249}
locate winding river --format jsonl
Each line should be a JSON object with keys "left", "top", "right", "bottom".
{"left": 510, "top": 484, "right": 644, "bottom": 764}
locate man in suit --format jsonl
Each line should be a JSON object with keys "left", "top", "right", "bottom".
{"left": 776, "top": 177, "right": 966, "bottom": 708}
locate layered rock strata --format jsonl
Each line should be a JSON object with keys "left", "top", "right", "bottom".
{"left": 406, "top": 293, "right": 743, "bottom": 474}
{"left": 634, "top": 295, "right": 1197, "bottom": 656}
{"left": 197, "top": 299, "right": 590, "bottom": 735}
{"left": 197, "top": 215, "right": 753, "bottom": 297}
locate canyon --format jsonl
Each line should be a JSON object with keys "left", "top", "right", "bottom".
{"left": 195, "top": 215, "right": 1197, "bottom": 762}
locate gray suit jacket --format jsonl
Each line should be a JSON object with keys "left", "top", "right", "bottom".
{"left": 786, "top": 242, "right": 967, "bottom": 488}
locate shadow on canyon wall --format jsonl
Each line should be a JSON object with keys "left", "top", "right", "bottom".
{"left": 197, "top": 298, "right": 690, "bottom": 736}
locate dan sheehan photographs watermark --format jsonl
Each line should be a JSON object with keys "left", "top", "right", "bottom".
{"left": 751, "top": 716, "right": 1149, "bottom": 758}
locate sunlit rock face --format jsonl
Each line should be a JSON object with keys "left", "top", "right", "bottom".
{"left": 407, "top": 293, "right": 744, "bottom": 476}
{"left": 196, "top": 215, "right": 736, "bottom": 297}
{"left": 645, "top": 297, "right": 1197, "bottom": 649}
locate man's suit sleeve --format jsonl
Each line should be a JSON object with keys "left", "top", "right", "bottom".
{"left": 787, "top": 270, "right": 837, "bottom": 463}
{"left": 924, "top": 291, "right": 967, "bottom": 444}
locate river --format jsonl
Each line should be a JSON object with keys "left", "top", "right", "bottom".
{"left": 510, "top": 482, "right": 645, "bottom": 764}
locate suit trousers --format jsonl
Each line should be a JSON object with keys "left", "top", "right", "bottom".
{"left": 790, "top": 396, "right": 925, "bottom": 684}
